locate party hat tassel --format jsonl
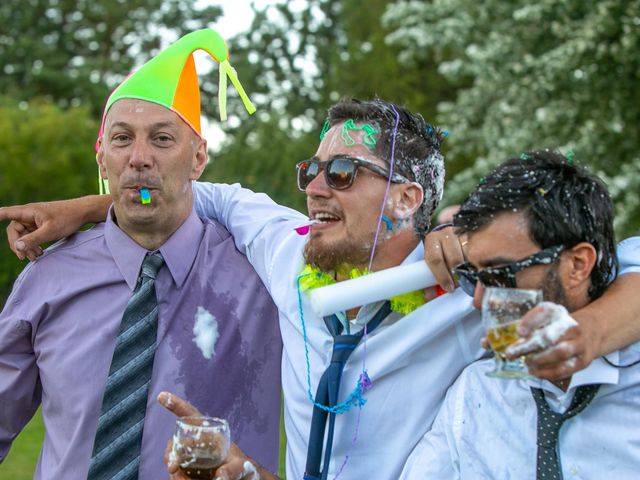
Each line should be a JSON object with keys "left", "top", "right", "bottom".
{"left": 220, "top": 60, "right": 256, "bottom": 116}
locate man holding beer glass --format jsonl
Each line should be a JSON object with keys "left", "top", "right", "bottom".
{"left": 400, "top": 150, "right": 640, "bottom": 479}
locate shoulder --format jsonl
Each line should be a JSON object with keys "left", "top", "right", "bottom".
{"left": 200, "top": 216, "right": 232, "bottom": 243}
{"left": 20, "top": 223, "right": 107, "bottom": 275}
{"left": 4, "top": 223, "right": 108, "bottom": 313}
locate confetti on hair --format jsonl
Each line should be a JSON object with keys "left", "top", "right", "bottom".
{"left": 442, "top": 130, "right": 449, "bottom": 138}
{"left": 565, "top": 149, "right": 575, "bottom": 165}
{"left": 537, "top": 187, "right": 547, "bottom": 196}
{"left": 341, "top": 119, "right": 378, "bottom": 147}
{"left": 520, "top": 153, "right": 531, "bottom": 160}
{"left": 319, "top": 119, "right": 330, "bottom": 140}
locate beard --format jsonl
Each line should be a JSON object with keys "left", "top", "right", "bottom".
{"left": 539, "top": 261, "right": 568, "bottom": 305}
{"left": 303, "top": 231, "right": 374, "bottom": 272}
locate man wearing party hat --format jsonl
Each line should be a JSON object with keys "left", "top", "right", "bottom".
{"left": 0, "top": 29, "right": 282, "bottom": 479}
{"left": 4, "top": 98, "right": 640, "bottom": 479}
{"left": 3, "top": 41, "right": 640, "bottom": 480}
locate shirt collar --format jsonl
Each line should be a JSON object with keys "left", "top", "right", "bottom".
{"left": 530, "top": 351, "right": 621, "bottom": 394}
{"left": 105, "top": 206, "right": 204, "bottom": 290}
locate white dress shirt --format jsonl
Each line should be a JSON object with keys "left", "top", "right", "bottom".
{"left": 400, "top": 342, "right": 640, "bottom": 480}
{"left": 193, "top": 182, "right": 485, "bottom": 479}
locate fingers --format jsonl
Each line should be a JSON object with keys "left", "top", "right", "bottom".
{"left": 526, "top": 340, "right": 590, "bottom": 381}
{"left": 506, "top": 302, "right": 577, "bottom": 358}
{"left": 10, "top": 224, "right": 45, "bottom": 261}
{"left": 423, "top": 286, "right": 439, "bottom": 302}
{"left": 0, "top": 205, "right": 34, "bottom": 224}
{"left": 424, "top": 227, "right": 464, "bottom": 292}
{"left": 517, "top": 302, "right": 558, "bottom": 336}
{"left": 157, "top": 391, "right": 201, "bottom": 417}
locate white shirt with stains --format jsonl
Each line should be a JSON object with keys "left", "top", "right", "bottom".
{"left": 193, "top": 182, "right": 640, "bottom": 480}
{"left": 400, "top": 236, "right": 640, "bottom": 480}
{"left": 400, "top": 341, "right": 640, "bottom": 480}
{"left": 193, "top": 181, "right": 485, "bottom": 480}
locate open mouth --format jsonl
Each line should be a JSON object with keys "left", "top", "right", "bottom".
{"left": 312, "top": 212, "right": 341, "bottom": 224}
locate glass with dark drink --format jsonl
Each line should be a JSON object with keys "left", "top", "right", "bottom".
{"left": 172, "top": 416, "right": 230, "bottom": 479}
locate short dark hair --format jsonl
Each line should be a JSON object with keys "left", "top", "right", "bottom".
{"left": 454, "top": 150, "right": 618, "bottom": 300}
{"left": 327, "top": 97, "right": 445, "bottom": 236}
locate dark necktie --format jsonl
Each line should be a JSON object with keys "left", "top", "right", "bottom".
{"left": 88, "top": 252, "right": 164, "bottom": 480}
{"left": 304, "top": 301, "right": 392, "bottom": 480}
{"left": 531, "top": 384, "right": 601, "bottom": 480}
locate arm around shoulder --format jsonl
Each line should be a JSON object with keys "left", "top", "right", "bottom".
{"left": 0, "top": 194, "right": 111, "bottom": 260}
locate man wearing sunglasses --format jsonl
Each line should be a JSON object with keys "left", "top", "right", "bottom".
{"left": 400, "top": 151, "right": 640, "bottom": 479}
{"left": 2, "top": 101, "right": 640, "bottom": 480}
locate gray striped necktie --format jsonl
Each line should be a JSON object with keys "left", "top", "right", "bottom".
{"left": 88, "top": 252, "right": 164, "bottom": 480}
{"left": 531, "top": 384, "right": 601, "bottom": 480}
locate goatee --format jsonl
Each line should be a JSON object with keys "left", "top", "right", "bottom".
{"left": 303, "top": 232, "right": 373, "bottom": 272}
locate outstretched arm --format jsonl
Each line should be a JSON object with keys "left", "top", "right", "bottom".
{"left": 0, "top": 195, "right": 111, "bottom": 260}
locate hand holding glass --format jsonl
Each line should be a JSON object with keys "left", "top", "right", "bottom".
{"left": 482, "top": 287, "right": 542, "bottom": 379}
{"left": 172, "top": 416, "right": 230, "bottom": 479}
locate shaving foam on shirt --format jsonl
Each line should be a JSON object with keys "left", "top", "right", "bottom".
{"left": 192, "top": 306, "right": 219, "bottom": 359}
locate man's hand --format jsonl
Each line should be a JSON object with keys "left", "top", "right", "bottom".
{"left": 0, "top": 195, "right": 110, "bottom": 260}
{"left": 158, "top": 392, "right": 278, "bottom": 480}
{"left": 423, "top": 226, "right": 465, "bottom": 293}
{"left": 503, "top": 302, "right": 590, "bottom": 380}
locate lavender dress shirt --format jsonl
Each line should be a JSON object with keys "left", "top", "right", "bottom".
{"left": 0, "top": 209, "right": 282, "bottom": 479}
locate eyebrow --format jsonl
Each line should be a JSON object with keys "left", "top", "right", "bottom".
{"left": 477, "top": 256, "right": 519, "bottom": 269}
{"left": 109, "top": 121, "right": 179, "bottom": 131}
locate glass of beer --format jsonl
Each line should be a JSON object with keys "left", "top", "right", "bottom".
{"left": 482, "top": 287, "right": 542, "bottom": 379}
{"left": 172, "top": 416, "right": 230, "bottom": 479}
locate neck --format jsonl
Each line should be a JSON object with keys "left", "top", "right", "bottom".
{"left": 113, "top": 204, "right": 192, "bottom": 251}
{"left": 335, "top": 233, "right": 419, "bottom": 282}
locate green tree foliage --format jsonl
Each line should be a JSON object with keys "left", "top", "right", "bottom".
{"left": 206, "top": 0, "right": 451, "bottom": 212}
{"left": 384, "top": 0, "right": 640, "bottom": 236}
{"left": 0, "top": 0, "right": 222, "bottom": 116}
{"left": 0, "top": 98, "right": 98, "bottom": 303}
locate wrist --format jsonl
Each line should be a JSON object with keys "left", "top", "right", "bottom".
{"left": 82, "top": 194, "right": 111, "bottom": 224}
{"left": 571, "top": 307, "right": 604, "bottom": 359}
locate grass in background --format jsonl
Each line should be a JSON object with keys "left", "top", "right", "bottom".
{"left": 1, "top": 409, "right": 44, "bottom": 478}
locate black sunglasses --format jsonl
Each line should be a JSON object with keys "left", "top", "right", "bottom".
{"left": 454, "top": 244, "right": 566, "bottom": 296}
{"left": 296, "top": 156, "right": 410, "bottom": 191}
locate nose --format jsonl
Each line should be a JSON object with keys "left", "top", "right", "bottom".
{"left": 129, "top": 139, "right": 153, "bottom": 170}
{"left": 473, "top": 282, "right": 485, "bottom": 310}
{"left": 304, "top": 168, "right": 331, "bottom": 198}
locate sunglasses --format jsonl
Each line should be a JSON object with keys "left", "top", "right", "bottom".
{"left": 454, "top": 244, "right": 566, "bottom": 296}
{"left": 296, "top": 156, "right": 410, "bottom": 191}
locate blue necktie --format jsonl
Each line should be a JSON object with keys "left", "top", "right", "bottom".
{"left": 531, "top": 384, "right": 600, "bottom": 480}
{"left": 304, "top": 301, "right": 391, "bottom": 480}
{"left": 88, "top": 252, "right": 164, "bottom": 480}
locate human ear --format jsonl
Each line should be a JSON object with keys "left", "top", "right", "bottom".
{"left": 190, "top": 137, "right": 208, "bottom": 180}
{"left": 96, "top": 138, "right": 108, "bottom": 180}
{"left": 563, "top": 242, "right": 597, "bottom": 290}
{"left": 390, "top": 182, "right": 424, "bottom": 221}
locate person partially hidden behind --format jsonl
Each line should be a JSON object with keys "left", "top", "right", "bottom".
{"left": 0, "top": 30, "right": 283, "bottom": 479}
{"left": 400, "top": 151, "right": 640, "bottom": 479}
